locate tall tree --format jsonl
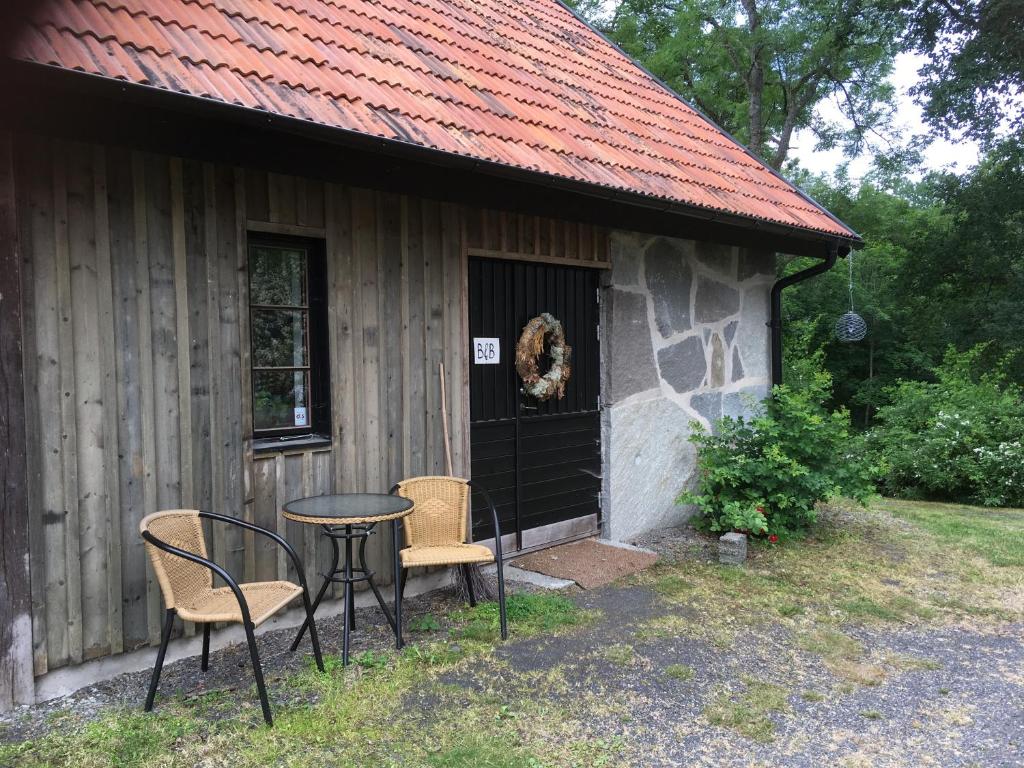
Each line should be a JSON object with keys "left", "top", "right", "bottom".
{"left": 585, "top": 0, "right": 903, "bottom": 167}
{"left": 902, "top": 0, "right": 1024, "bottom": 144}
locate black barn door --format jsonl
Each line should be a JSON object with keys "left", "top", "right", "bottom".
{"left": 469, "top": 257, "right": 601, "bottom": 551}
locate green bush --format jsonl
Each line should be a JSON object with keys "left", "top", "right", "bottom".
{"left": 868, "top": 345, "right": 1024, "bottom": 507}
{"left": 678, "top": 370, "right": 875, "bottom": 538}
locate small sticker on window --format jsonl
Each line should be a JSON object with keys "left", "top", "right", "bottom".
{"left": 293, "top": 407, "right": 308, "bottom": 427}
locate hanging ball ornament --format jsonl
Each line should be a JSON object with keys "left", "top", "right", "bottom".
{"left": 834, "top": 251, "right": 868, "bottom": 342}
{"left": 834, "top": 310, "right": 867, "bottom": 342}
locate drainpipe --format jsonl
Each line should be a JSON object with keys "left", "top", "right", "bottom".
{"left": 768, "top": 241, "right": 841, "bottom": 387}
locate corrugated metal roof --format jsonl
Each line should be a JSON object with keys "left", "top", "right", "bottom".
{"left": 8, "top": 0, "right": 856, "bottom": 239}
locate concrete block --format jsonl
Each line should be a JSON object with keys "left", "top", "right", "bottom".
{"left": 718, "top": 532, "right": 747, "bottom": 565}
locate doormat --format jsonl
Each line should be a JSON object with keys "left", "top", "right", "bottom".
{"left": 512, "top": 538, "right": 657, "bottom": 589}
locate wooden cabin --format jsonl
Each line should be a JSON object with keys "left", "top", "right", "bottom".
{"left": 0, "top": 0, "right": 858, "bottom": 708}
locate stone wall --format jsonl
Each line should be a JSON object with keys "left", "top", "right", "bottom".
{"left": 601, "top": 231, "right": 775, "bottom": 541}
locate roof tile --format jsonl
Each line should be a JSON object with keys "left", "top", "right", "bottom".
{"left": 8, "top": 0, "right": 854, "bottom": 238}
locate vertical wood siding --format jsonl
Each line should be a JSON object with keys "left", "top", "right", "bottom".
{"left": 13, "top": 135, "right": 609, "bottom": 676}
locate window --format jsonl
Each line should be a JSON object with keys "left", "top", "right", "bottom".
{"left": 248, "top": 235, "right": 330, "bottom": 447}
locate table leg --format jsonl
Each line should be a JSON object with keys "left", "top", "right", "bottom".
{"left": 360, "top": 524, "right": 398, "bottom": 635}
{"left": 290, "top": 530, "right": 339, "bottom": 653}
{"left": 392, "top": 519, "right": 404, "bottom": 650}
{"left": 342, "top": 524, "right": 354, "bottom": 665}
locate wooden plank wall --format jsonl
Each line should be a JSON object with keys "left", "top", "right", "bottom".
{"left": 0, "top": 131, "right": 35, "bottom": 709}
{"left": 12, "top": 134, "right": 610, "bottom": 678}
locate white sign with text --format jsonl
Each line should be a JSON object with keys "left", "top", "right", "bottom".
{"left": 473, "top": 337, "right": 500, "bottom": 364}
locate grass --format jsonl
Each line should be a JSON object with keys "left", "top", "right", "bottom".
{"left": 664, "top": 664, "right": 694, "bottom": 681}
{"left": 879, "top": 499, "right": 1024, "bottom": 567}
{"left": 600, "top": 644, "right": 636, "bottom": 666}
{"left": 3, "top": 594, "right": 601, "bottom": 768}
{"left": 5, "top": 499, "right": 1023, "bottom": 765}
{"left": 454, "top": 593, "right": 595, "bottom": 643}
{"left": 704, "top": 678, "right": 791, "bottom": 743}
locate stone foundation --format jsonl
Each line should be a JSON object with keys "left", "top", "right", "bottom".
{"left": 603, "top": 232, "right": 774, "bottom": 541}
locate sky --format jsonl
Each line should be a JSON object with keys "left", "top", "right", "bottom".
{"left": 789, "top": 52, "right": 982, "bottom": 180}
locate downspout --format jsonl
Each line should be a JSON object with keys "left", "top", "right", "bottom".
{"left": 768, "top": 242, "right": 841, "bottom": 387}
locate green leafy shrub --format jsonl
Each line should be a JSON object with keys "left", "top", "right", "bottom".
{"left": 868, "top": 345, "right": 1024, "bottom": 507}
{"left": 679, "top": 370, "right": 875, "bottom": 538}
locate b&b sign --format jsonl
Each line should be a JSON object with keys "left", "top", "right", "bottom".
{"left": 473, "top": 337, "right": 500, "bottom": 364}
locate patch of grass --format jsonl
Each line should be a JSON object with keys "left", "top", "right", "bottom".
{"left": 704, "top": 678, "right": 790, "bottom": 743}
{"left": 651, "top": 573, "right": 695, "bottom": 596}
{"left": 797, "top": 629, "right": 888, "bottom": 686}
{"left": 829, "top": 659, "right": 887, "bottom": 687}
{"left": 859, "top": 709, "right": 883, "bottom": 720}
{"left": 427, "top": 735, "right": 542, "bottom": 768}
{"left": 635, "top": 614, "right": 690, "bottom": 640}
{"left": 353, "top": 650, "right": 391, "bottom": 670}
{"left": 601, "top": 644, "right": 636, "bottom": 666}
{"left": 797, "top": 629, "right": 863, "bottom": 661}
{"left": 881, "top": 500, "right": 1024, "bottom": 567}
{"left": 408, "top": 613, "right": 442, "bottom": 633}
{"left": 664, "top": 663, "right": 694, "bottom": 681}
{"left": 9, "top": 710, "right": 197, "bottom": 768}
{"left": 886, "top": 654, "right": 942, "bottom": 672}
{"left": 800, "top": 690, "right": 826, "bottom": 702}
{"left": 454, "top": 593, "right": 594, "bottom": 642}
{"left": 777, "top": 603, "right": 805, "bottom": 617}
{"left": 401, "top": 642, "right": 465, "bottom": 667}
{"left": 841, "top": 597, "right": 904, "bottom": 622}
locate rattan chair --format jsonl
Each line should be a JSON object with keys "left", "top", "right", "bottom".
{"left": 139, "top": 509, "right": 324, "bottom": 725}
{"left": 391, "top": 477, "right": 507, "bottom": 640}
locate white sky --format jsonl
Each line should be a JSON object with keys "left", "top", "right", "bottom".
{"left": 789, "top": 52, "right": 981, "bottom": 180}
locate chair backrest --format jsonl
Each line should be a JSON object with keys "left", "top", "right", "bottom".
{"left": 139, "top": 510, "right": 211, "bottom": 610}
{"left": 394, "top": 476, "right": 470, "bottom": 548}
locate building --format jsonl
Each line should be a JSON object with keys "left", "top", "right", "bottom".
{"left": 0, "top": 0, "right": 858, "bottom": 708}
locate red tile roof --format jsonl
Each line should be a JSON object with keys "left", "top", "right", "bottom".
{"left": 9, "top": 0, "right": 856, "bottom": 240}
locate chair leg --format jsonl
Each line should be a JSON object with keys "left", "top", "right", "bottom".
{"left": 145, "top": 608, "right": 175, "bottom": 712}
{"left": 201, "top": 623, "right": 211, "bottom": 672}
{"left": 462, "top": 564, "right": 477, "bottom": 607}
{"left": 302, "top": 586, "right": 325, "bottom": 673}
{"left": 392, "top": 519, "right": 404, "bottom": 650}
{"left": 495, "top": 557, "right": 508, "bottom": 641}
{"left": 399, "top": 567, "right": 408, "bottom": 602}
{"left": 243, "top": 622, "right": 273, "bottom": 726}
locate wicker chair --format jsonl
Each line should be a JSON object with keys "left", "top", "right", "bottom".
{"left": 139, "top": 509, "right": 324, "bottom": 725}
{"left": 391, "top": 477, "right": 507, "bottom": 640}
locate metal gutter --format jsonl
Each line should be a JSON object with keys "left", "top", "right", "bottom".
{"left": 768, "top": 243, "right": 840, "bottom": 386}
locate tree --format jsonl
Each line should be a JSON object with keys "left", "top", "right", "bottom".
{"left": 587, "top": 0, "right": 903, "bottom": 167}
{"left": 902, "top": 0, "right": 1024, "bottom": 145}
{"left": 781, "top": 139, "right": 1024, "bottom": 425}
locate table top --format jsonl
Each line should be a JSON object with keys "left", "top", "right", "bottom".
{"left": 282, "top": 493, "right": 414, "bottom": 525}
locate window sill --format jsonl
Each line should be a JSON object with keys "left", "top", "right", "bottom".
{"left": 252, "top": 434, "right": 332, "bottom": 455}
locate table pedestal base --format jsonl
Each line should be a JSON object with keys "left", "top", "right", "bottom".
{"left": 290, "top": 522, "right": 401, "bottom": 665}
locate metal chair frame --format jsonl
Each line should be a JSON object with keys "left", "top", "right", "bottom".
{"left": 140, "top": 510, "right": 325, "bottom": 726}
{"left": 391, "top": 480, "right": 508, "bottom": 641}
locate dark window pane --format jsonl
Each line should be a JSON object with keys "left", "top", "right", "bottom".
{"left": 250, "top": 245, "right": 307, "bottom": 306}
{"left": 253, "top": 370, "right": 310, "bottom": 431}
{"left": 251, "top": 309, "right": 308, "bottom": 368}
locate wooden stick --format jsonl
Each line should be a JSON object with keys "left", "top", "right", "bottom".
{"left": 439, "top": 362, "right": 453, "bottom": 476}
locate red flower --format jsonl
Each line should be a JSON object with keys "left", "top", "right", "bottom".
{"left": 756, "top": 506, "right": 765, "bottom": 513}
{"left": 768, "top": 534, "right": 779, "bottom": 544}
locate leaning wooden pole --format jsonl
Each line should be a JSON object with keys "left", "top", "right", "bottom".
{"left": 439, "top": 362, "right": 453, "bottom": 477}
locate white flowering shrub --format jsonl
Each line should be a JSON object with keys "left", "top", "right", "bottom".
{"left": 868, "top": 345, "right": 1024, "bottom": 508}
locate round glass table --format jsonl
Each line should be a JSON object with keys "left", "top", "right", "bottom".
{"left": 282, "top": 493, "right": 414, "bottom": 665}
